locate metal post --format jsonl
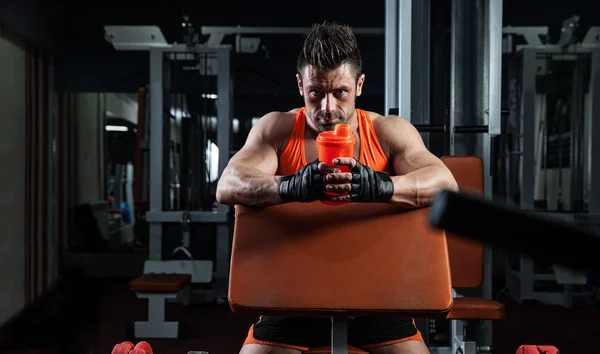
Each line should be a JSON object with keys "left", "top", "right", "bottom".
{"left": 398, "top": 0, "right": 412, "bottom": 121}
{"left": 450, "top": 0, "right": 488, "bottom": 156}
{"left": 331, "top": 317, "right": 349, "bottom": 354}
{"left": 215, "top": 47, "right": 232, "bottom": 300}
{"left": 520, "top": 48, "right": 537, "bottom": 210}
{"left": 411, "top": 0, "right": 431, "bottom": 148}
{"left": 149, "top": 48, "right": 164, "bottom": 260}
{"left": 481, "top": 0, "right": 502, "bottom": 346}
{"left": 488, "top": 0, "right": 503, "bottom": 136}
{"left": 384, "top": 0, "right": 398, "bottom": 116}
{"left": 570, "top": 56, "right": 586, "bottom": 213}
{"left": 588, "top": 49, "right": 600, "bottom": 215}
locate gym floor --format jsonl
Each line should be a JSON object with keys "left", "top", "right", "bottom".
{"left": 4, "top": 279, "right": 600, "bottom": 354}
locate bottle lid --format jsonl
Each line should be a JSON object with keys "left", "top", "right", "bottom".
{"left": 316, "top": 124, "right": 355, "bottom": 146}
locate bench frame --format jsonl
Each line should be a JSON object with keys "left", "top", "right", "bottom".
{"left": 134, "top": 291, "right": 184, "bottom": 338}
{"left": 331, "top": 317, "right": 348, "bottom": 354}
{"left": 129, "top": 273, "right": 191, "bottom": 339}
{"left": 430, "top": 292, "right": 482, "bottom": 354}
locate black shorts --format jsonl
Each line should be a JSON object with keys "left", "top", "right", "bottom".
{"left": 244, "top": 316, "right": 423, "bottom": 351}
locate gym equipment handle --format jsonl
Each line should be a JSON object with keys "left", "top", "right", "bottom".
{"left": 411, "top": 124, "right": 490, "bottom": 134}
{"left": 429, "top": 190, "right": 600, "bottom": 274}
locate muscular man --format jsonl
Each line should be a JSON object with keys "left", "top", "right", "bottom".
{"left": 216, "top": 22, "right": 458, "bottom": 354}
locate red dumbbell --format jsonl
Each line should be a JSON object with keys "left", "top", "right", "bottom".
{"left": 516, "top": 345, "right": 559, "bottom": 354}
{"left": 111, "top": 341, "right": 135, "bottom": 354}
{"left": 129, "top": 341, "right": 154, "bottom": 354}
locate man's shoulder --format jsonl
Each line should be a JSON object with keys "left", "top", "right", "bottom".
{"left": 362, "top": 110, "right": 410, "bottom": 133}
{"left": 256, "top": 110, "right": 298, "bottom": 131}
{"left": 252, "top": 109, "right": 299, "bottom": 145}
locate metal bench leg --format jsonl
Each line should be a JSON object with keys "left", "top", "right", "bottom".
{"left": 451, "top": 319, "right": 477, "bottom": 354}
{"left": 331, "top": 317, "right": 349, "bottom": 354}
{"left": 134, "top": 292, "right": 181, "bottom": 338}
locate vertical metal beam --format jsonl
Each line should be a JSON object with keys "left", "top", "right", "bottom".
{"left": 520, "top": 48, "right": 537, "bottom": 210}
{"left": 488, "top": 0, "right": 503, "bottom": 136}
{"left": 216, "top": 48, "right": 231, "bottom": 213}
{"left": 149, "top": 48, "right": 164, "bottom": 260}
{"left": 450, "top": 0, "right": 487, "bottom": 156}
{"left": 331, "top": 317, "right": 349, "bottom": 354}
{"left": 214, "top": 47, "right": 232, "bottom": 300}
{"left": 398, "top": 0, "right": 413, "bottom": 121}
{"left": 588, "top": 49, "right": 600, "bottom": 215}
{"left": 411, "top": 0, "right": 431, "bottom": 147}
{"left": 570, "top": 56, "right": 586, "bottom": 213}
{"left": 448, "top": 0, "right": 462, "bottom": 155}
{"left": 483, "top": 3, "right": 503, "bottom": 346}
{"left": 385, "top": 0, "right": 398, "bottom": 115}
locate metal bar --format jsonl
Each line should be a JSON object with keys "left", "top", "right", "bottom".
{"left": 398, "top": 0, "right": 413, "bottom": 121}
{"left": 411, "top": 0, "right": 431, "bottom": 147}
{"left": 384, "top": 0, "right": 399, "bottom": 116}
{"left": 448, "top": 0, "right": 460, "bottom": 155}
{"left": 216, "top": 47, "right": 232, "bottom": 214}
{"left": 142, "top": 88, "right": 150, "bottom": 202}
{"left": 502, "top": 27, "right": 548, "bottom": 46}
{"left": 149, "top": 48, "right": 164, "bottom": 260}
{"left": 146, "top": 211, "right": 228, "bottom": 223}
{"left": 520, "top": 48, "right": 537, "bottom": 210}
{"left": 215, "top": 47, "right": 232, "bottom": 301}
{"left": 414, "top": 124, "right": 446, "bottom": 133}
{"left": 487, "top": 0, "right": 503, "bottom": 136}
{"left": 200, "top": 26, "right": 384, "bottom": 35}
{"left": 331, "top": 317, "right": 349, "bottom": 354}
{"left": 588, "top": 49, "right": 600, "bottom": 215}
{"left": 570, "top": 56, "right": 586, "bottom": 213}
{"left": 451, "top": 0, "right": 488, "bottom": 156}
{"left": 454, "top": 125, "right": 489, "bottom": 134}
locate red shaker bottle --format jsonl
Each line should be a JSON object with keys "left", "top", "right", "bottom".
{"left": 316, "top": 124, "right": 356, "bottom": 205}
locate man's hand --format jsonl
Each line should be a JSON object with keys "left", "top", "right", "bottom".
{"left": 278, "top": 159, "right": 324, "bottom": 202}
{"left": 322, "top": 158, "right": 395, "bottom": 203}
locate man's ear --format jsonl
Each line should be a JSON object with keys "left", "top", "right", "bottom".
{"left": 356, "top": 74, "right": 366, "bottom": 97}
{"left": 296, "top": 73, "right": 304, "bottom": 96}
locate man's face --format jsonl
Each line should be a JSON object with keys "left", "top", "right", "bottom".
{"left": 296, "top": 64, "right": 365, "bottom": 132}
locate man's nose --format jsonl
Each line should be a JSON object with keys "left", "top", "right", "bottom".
{"left": 320, "top": 94, "right": 337, "bottom": 113}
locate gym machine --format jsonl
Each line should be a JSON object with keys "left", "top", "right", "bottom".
{"left": 104, "top": 17, "right": 232, "bottom": 338}
{"left": 385, "top": 0, "right": 502, "bottom": 351}
{"left": 497, "top": 17, "right": 600, "bottom": 308}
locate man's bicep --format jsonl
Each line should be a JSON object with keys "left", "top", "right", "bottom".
{"left": 390, "top": 119, "right": 445, "bottom": 175}
{"left": 227, "top": 117, "right": 280, "bottom": 175}
{"left": 229, "top": 140, "right": 279, "bottom": 175}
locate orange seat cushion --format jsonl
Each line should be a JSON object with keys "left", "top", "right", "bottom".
{"left": 306, "top": 345, "right": 368, "bottom": 353}
{"left": 129, "top": 273, "right": 191, "bottom": 293}
{"left": 447, "top": 297, "right": 506, "bottom": 320}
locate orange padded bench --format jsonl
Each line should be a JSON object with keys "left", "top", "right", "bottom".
{"left": 128, "top": 273, "right": 191, "bottom": 339}
{"left": 230, "top": 198, "right": 454, "bottom": 353}
{"left": 441, "top": 156, "right": 506, "bottom": 353}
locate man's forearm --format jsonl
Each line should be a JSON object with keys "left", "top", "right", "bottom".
{"left": 216, "top": 164, "right": 283, "bottom": 207}
{"left": 390, "top": 166, "right": 458, "bottom": 207}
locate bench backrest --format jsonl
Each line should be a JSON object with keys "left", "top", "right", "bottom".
{"left": 441, "top": 156, "right": 485, "bottom": 289}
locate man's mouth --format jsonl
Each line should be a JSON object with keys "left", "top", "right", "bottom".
{"left": 320, "top": 117, "right": 340, "bottom": 124}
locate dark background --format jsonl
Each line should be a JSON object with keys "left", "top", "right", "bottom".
{"left": 1, "top": 0, "right": 595, "bottom": 118}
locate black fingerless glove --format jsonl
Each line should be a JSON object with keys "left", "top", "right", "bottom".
{"left": 278, "top": 159, "right": 324, "bottom": 202}
{"left": 349, "top": 161, "right": 394, "bottom": 202}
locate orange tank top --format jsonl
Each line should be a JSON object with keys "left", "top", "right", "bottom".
{"left": 277, "top": 107, "right": 389, "bottom": 175}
